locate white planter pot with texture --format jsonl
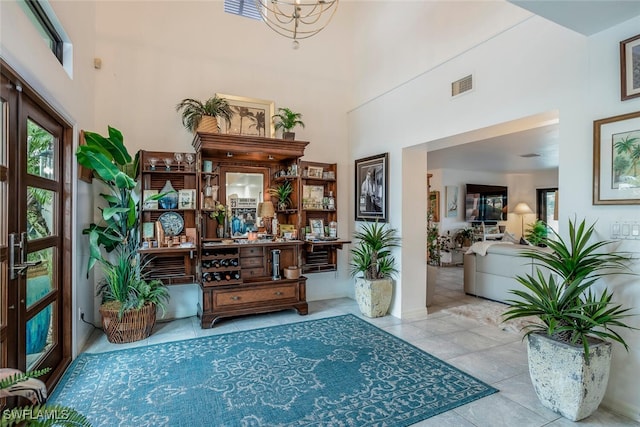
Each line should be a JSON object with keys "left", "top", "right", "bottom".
{"left": 527, "top": 333, "right": 612, "bottom": 421}
{"left": 355, "top": 277, "right": 393, "bottom": 318}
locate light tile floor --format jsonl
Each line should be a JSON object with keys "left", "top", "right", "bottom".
{"left": 81, "top": 266, "right": 639, "bottom": 426}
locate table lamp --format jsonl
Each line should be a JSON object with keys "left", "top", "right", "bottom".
{"left": 260, "top": 201, "right": 275, "bottom": 234}
{"left": 512, "top": 202, "right": 533, "bottom": 238}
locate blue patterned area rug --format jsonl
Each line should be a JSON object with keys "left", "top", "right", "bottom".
{"left": 50, "top": 315, "right": 497, "bottom": 426}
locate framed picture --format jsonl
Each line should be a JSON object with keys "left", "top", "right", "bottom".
{"left": 429, "top": 191, "right": 440, "bottom": 222}
{"left": 216, "top": 93, "right": 275, "bottom": 137}
{"left": 302, "top": 185, "right": 324, "bottom": 209}
{"left": 620, "top": 34, "right": 640, "bottom": 101}
{"left": 445, "top": 185, "right": 458, "bottom": 218}
{"left": 309, "top": 218, "right": 325, "bottom": 236}
{"left": 355, "top": 153, "right": 388, "bottom": 222}
{"left": 307, "top": 166, "right": 324, "bottom": 178}
{"left": 593, "top": 110, "right": 640, "bottom": 205}
{"left": 179, "top": 189, "right": 196, "bottom": 209}
{"left": 143, "top": 189, "right": 158, "bottom": 210}
{"left": 142, "top": 222, "right": 155, "bottom": 239}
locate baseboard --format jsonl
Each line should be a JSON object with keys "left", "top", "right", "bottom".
{"left": 601, "top": 397, "right": 640, "bottom": 422}
{"left": 400, "top": 307, "right": 429, "bottom": 321}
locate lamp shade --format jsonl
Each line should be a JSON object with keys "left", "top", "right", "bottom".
{"left": 260, "top": 201, "right": 275, "bottom": 218}
{"left": 512, "top": 202, "right": 533, "bottom": 215}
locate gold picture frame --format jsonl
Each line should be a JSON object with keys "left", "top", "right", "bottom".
{"left": 216, "top": 93, "right": 275, "bottom": 138}
{"left": 593, "top": 110, "right": 640, "bottom": 205}
{"left": 429, "top": 191, "right": 440, "bottom": 222}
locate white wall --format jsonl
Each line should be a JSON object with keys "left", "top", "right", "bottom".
{"left": 348, "top": 3, "right": 640, "bottom": 420}
{"left": 1, "top": 0, "right": 97, "bottom": 355}
{"left": 90, "top": 2, "right": 356, "bottom": 305}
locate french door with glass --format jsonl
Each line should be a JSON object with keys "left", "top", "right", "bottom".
{"left": 1, "top": 64, "right": 71, "bottom": 387}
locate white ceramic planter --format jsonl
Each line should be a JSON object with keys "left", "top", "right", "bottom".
{"left": 527, "top": 333, "right": 612, "bottom": 421}
{"left": 355, "top": 277, "right": 393, "bottom": 318}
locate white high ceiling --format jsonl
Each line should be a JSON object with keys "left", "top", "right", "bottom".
{"left": 429, "top": 1, "right": 639, "bottom": 173}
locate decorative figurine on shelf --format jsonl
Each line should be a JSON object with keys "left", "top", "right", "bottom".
{"left": 203, "top": 175, "right": 216, "bottom": 209}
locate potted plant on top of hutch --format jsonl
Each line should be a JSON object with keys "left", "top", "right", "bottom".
{"left": 76, "top": 126, "right": 169, "bottom": 343}
{"left": 272, "top": 107, "right": 305, "bottom": 140}
{"left": 176, "top": 95, "right": 233, "bottom": 134}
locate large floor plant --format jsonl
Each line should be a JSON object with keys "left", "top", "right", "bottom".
{"left": 350, "top": 222, "right": 401, "bottom": 317}
{"left": 503, "top": 217, "right": 636, "bottom": 421}
{"left": 76, "top": 126, "right": 168, "bottom": 341}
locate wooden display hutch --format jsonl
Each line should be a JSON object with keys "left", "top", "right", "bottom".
{"left": 138, "top": 150, "right": 197, "bottom": 285}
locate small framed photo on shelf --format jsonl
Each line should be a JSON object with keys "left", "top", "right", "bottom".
{"left": 307, "top": 166, "right": 324, "bottom": 178}
{"left": 179, "top": 189, "right": 196, "bottom": 209}
{"left": 302, "top": 185, "right": 324, "bottom": 209}
{"left": 309, "top": 218, "right": 325, "bottom": 237}
{"left": 279, "top": 224, "right": 296, "bottom": 238}
{"left": 142, "top": 222, "right": 155, "bottom": 239}
{"left": 143, "top": 190, "right": 158, "bottom": 210}
{"left": 620, "top": 34, "right": 640, "bottom": 101}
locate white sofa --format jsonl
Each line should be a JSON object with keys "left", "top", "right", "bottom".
{"left": 463, "top": 242, "right": 550, "bottom": 304}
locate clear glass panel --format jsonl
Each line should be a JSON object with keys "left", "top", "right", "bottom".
{"left": 1, "top": 99, "right": 6, "bottom": 246}
{"left": 27, "top": 187, "right": 55, "bottom": 240}
{"left": 26, "top": 247, "right": 54, "bottom": 309}
{"left": 27, "top": 119, "right": 56, "bottom": 180}
{"left": 26, "top": 301, "right": 55, "bottom": 370}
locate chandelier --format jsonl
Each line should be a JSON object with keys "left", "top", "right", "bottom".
{"left": 255, "top": 0, "right": 339, "bottom": 48}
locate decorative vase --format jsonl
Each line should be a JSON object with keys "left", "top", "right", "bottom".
{"left": 282, "top": 131, "right": 295, "bottom": 140}
{"left": 217, "top": 225, "right": 224, "bottom": 238}
{"left": 159, "top": 180, "right": 178, "bottom": 209}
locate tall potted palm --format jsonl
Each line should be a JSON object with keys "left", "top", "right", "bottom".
{"left": 76, "top": 126, "right": 169, "bottom": 343}
{"left": 503, "top": 218, "right": 636, "bottom": 421}
{"left": 176, "top": 95, "right": 233, "bottom": 134}
{"left": 349, "top": 222, "right": 401, "bottom": 317}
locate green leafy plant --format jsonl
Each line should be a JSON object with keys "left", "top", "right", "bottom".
{"left": 525, "top": 219, "right": 548, "bottom": 246}
{"left": 272, "top": 107, "right": 305, "bottom": 134}
{"left": 175, "top": 96, "right": 233, "bottom": 133}
{"left": 75, "top": 126, "right": 168, "bottom": 316}
{"left": 503, "top": 218, "right": 636, "bottom": 359}
{"left": 350, "top": 222, "right": 401, "bottom": 280}
{"left": 0, "top": 368, "right": 90, "bottom": 426}
{"left": 268, "top": 181, "right": 294, "bottom": 209}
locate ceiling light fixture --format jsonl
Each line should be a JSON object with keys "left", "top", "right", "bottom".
{"left": 255, "top": 0, "right": 339, "bottom": 49}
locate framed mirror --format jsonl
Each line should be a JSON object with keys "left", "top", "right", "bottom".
{"left": 225, "top": 171, "right": 264, "bottom": 236}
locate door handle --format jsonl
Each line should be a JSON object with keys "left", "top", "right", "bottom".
{"left": 9, "top": 232, "right": 42, "bottom": 279}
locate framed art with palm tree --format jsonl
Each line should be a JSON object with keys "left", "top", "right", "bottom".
{"left": 216, "top": 93, "right": 275, "bottom": 137}
{"left": 593, "top": 110, "right": 640, "bottom": 204}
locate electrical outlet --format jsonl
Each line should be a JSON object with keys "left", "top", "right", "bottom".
{"left": 78, "top": 307, "right": 84, "bottom": 321}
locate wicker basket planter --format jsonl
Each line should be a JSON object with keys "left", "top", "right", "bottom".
{"left": 99, "top": 302, "right": 157, "bottom": 344}
{"left": 196, "top": 116, "right": 219, "bottom": 133}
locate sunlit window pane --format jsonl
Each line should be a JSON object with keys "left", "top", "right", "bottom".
{"left": 26, "top": 301, "right": 55, "bottom": 370}
{"left": 27, "top": 119, "right": 56, "bottom": 180}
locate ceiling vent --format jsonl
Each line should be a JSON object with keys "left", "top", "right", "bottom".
{"left": 520, "top": 153, "right": 541, "bottom": 158}
{"left": 451, "top": 74, "right": 473, "bottom": 97}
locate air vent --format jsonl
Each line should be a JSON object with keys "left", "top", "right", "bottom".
{"left": 520, "top": 153, "right": 541, "bottom": 158}
{"left": 451, "top": 74, "right": 473, "bottom": 97}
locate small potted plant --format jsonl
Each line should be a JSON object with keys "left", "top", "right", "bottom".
{"left": 176, "top": 95, "right": 233, "bottom": 134}
{"left": 503, "top": 218, "right": 635, "bottom": 421}
{"left": 524, "top": 219, "right": 548, "bottom": 246}
{"left": 349, "top": 222, "right": 401, "bottom": 317}
{"left": 272, "top": 107, "right": 305, "bottom": 140}
{"left": 268, "top": 181, "right": 294, "bottom": 210}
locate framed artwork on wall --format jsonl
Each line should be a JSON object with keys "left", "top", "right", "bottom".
{"left": 620, "top": 34, "right": 640, "bottom": 101}
{"left": 216, "top": 93, "right": 275, "bottom": 137}
{"left": 429, "top": 191, "right": 440, "bottom": 222}
{"left": 355, "top": 153, "right": 388, "bottom": 222}
{"left": 593, "top": 110, "right": 640, "bottom": 205}
{"left": 446, "top": 185, "right": 458, "bottom": 218}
